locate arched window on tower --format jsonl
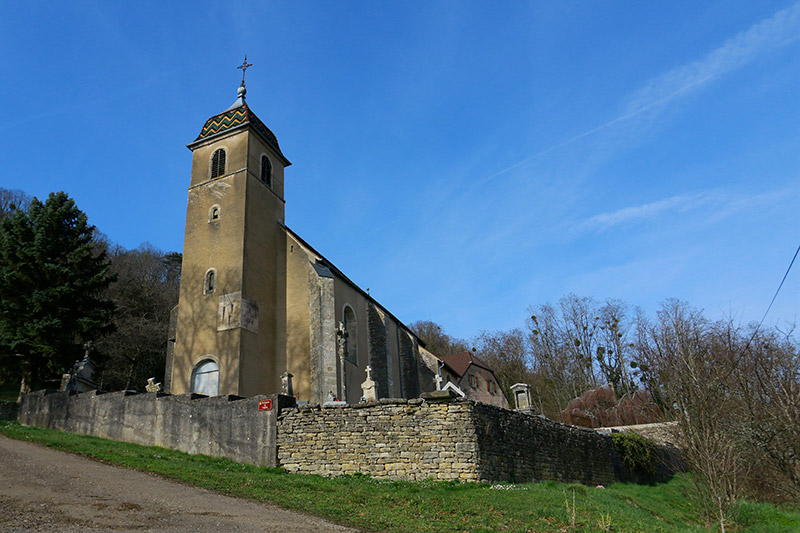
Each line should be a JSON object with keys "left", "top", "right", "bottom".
{"left": 260, "top": 155, "right": 272, "bottom": 188}
{"left": 209, "top": 205, "right": 220, "bottom": 223}
{"left": 191, "top": 359, "right": 219, "bottom": 396}
{"left": 211, "top": 148, "right": 226, "bottom": 178}
{"left": 204, "top": 269, "right": 216, "bottom": 294}
{"left": 343, "top": 305, "right": 358, "bottom": 364}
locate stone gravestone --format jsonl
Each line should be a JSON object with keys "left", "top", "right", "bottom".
{"left": 60, "top": 342, "right": 98, "bottom": 393}
{"left": 360, "top": 365, "right": 377, "bottom": 403}
{"left": 510, "top": 382, "right": 535, "bottom": 415}
{"left": 281, "top": 372, "right": 294, "bottom": 397}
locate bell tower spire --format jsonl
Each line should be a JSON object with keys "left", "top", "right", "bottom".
{"left": 169, "top": 63, "right": 292, "bottom": 398}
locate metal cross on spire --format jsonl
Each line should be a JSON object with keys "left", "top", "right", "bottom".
{"left": 237, "top": 55, "right": 253, "bottom": 88}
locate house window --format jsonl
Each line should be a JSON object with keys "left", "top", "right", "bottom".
{"left": 211, "top": 148, "right": 226, "bottom": 178}
{"left": 209, "top": 205, "right": 220, "bottom": 222}
{"left": 260, "top": 155, "right": 272, "bottom": 188}
{"left": 191, "top": 359, "right": 219, "bottom": 396}
{"left": 204, "top": 269, "right": 216, "bottom": 294}
{"left": 469, "top": 374, "right": 477, "bottom": 389}
{"left": 488, "top": 380, "right": 497, "bottom": 394}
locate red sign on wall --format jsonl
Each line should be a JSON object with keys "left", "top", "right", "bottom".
{"left": 258, "top": 399, "right": 273, "bottom": 411}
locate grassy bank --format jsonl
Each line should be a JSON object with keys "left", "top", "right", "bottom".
{"left": 1, "top": 421, "right": 797, "bottom": 532}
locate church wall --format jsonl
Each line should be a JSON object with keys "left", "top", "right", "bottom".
{"left": 329, "top": 273, "right": 426, "bottom": 402}
{"left": 332, "top": 277, "right": 372, "bottom": 403}
{"left": 188, "top": 131, "right": 249, "bottom": 188}
{"left": 285, "top": 235, "right": 312, "bottom": 402}
{"left": 417, "top": 346, "right": 441, "bottom": 393}
{"left": 384, "top": 320, "right": 400, "bottom": 397}
{"left": 173, "top": 130, "right": 252, "bottom": 395}
{"left": 237, "top": 133, "right": 287, "bottom": 396}
{"left": 366, "top": 304, "right": 390, "bottom": 398}
{"left": 398, "top": 329, "right": 421, "bottom": 398}
{"left": 307, "top": 264, "right": 337, "bottom": 404}
{"left": 246, "top": 134, "right": 286, "bottom": 201}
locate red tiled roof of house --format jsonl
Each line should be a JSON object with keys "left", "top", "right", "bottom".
{"left": 438, "top": 351, "right": 495, "bottom": 378}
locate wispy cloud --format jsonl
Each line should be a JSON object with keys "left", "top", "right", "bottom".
{"left": 477, "top": 2, "right": 800, "bottom": 187}
{"left": 626, "top": 2, "right": 800, "bottom": 115}
{"left": 580, "top": 192, "right": 717, "bottom": 232}
{"left": 580, "top": 185, "right": 799, "bottom": 233}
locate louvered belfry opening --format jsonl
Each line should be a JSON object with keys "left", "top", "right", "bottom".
{"left": 211, "top": 148, "right": 226, "bottom": 178}
{"left": 261, "top": 155, "right": 272, "bottom": 187}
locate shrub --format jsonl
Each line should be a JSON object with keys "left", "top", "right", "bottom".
{"left": 612, "top": 432, "right": 656, "bottom": 479}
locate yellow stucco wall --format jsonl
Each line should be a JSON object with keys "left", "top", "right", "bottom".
{"left": 172, "top": 124, "right": 289, "bottom": 397}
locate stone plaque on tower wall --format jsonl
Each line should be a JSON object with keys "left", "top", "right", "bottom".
{"left": 217, "top": 292, "right": 259, "bottom": 333}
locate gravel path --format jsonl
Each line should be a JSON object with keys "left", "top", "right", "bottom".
{"left": 0, "top": 435, "right": 359, "bottom": 532}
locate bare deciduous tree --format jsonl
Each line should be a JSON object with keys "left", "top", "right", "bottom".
{"left": 95, "top": 244, "right": 180, "bottom": 391}
{"left": 409, "top": 320, "right": 469, "bottom": 357}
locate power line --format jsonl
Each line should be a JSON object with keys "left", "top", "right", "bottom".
{"left": 744, "top": 241, "right": 800, "bottom": 353}
{"left": 757, "top": 242, "right": 800, "bottom": 331}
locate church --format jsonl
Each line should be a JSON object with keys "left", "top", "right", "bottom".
{"left": 165, "top": 62, "right": 506, "bottom": 407}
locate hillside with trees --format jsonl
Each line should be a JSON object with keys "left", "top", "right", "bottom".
{"left": 413, "top": 295, "right": 800, "bottom": 520}
{"left": 1, "top": 186, "right": 797, "bottom": 525}
{"left": 0, "top": 188, "right": 179, "bottom": 396}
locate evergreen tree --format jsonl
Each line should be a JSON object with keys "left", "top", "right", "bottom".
{"left": 0, "top": 192, "right": 115, "bottom": 395}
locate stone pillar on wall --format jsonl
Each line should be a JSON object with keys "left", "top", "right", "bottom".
{"left": 398, "top": 330, "right": 420, "bottom": 398}
{"left": 367, "top": 303, "right": 390, "bottom": 399}
{"left": 309, "top": 263, "right": 337, "bottom": 404}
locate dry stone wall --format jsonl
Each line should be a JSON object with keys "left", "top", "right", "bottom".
{"left": 471, "top": 402, "right": 625, "bottom": 485}
{"left": 275, "top": 398, "right": 668, "bottom": 485}
{"left": 277, "top": 398, "right": 480, "bottom": 480}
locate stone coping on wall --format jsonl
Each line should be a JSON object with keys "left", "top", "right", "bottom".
{"left": 596, "top": 421, "right": 682, "bottom": 448}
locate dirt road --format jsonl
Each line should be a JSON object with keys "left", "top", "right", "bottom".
{"left": 0, "top": 435, "right": 359, "bottom": 532}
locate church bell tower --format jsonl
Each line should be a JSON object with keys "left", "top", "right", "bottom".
{"left": 169, "top": 58, "right": 292, "bottom": 396}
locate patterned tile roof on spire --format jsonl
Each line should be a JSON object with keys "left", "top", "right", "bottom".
{"left": 193, "top": 103, "right": 290, "bottom": 165}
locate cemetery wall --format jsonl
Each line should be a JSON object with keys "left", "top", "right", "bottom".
{"left": 16, "top": 391, "right": 680, "bottom": 485}
{"left": 470, "top": 402, "right": 624, "bottom": 484}
{"left": 17, "top": 390, "right": 295, "bottom": 467}
{"left": 277, "top": 398, "right": 481, "bottom": 480}
{"left": 275, "top": 398, "right": 679, "bottom": 484}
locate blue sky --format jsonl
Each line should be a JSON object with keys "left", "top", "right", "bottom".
{"left": 1, "top": 1, "right": 798, "bottom": 339}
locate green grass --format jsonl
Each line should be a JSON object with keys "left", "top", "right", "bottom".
{"left": 1, "top": 421, "right": 798, "bottom": 532}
